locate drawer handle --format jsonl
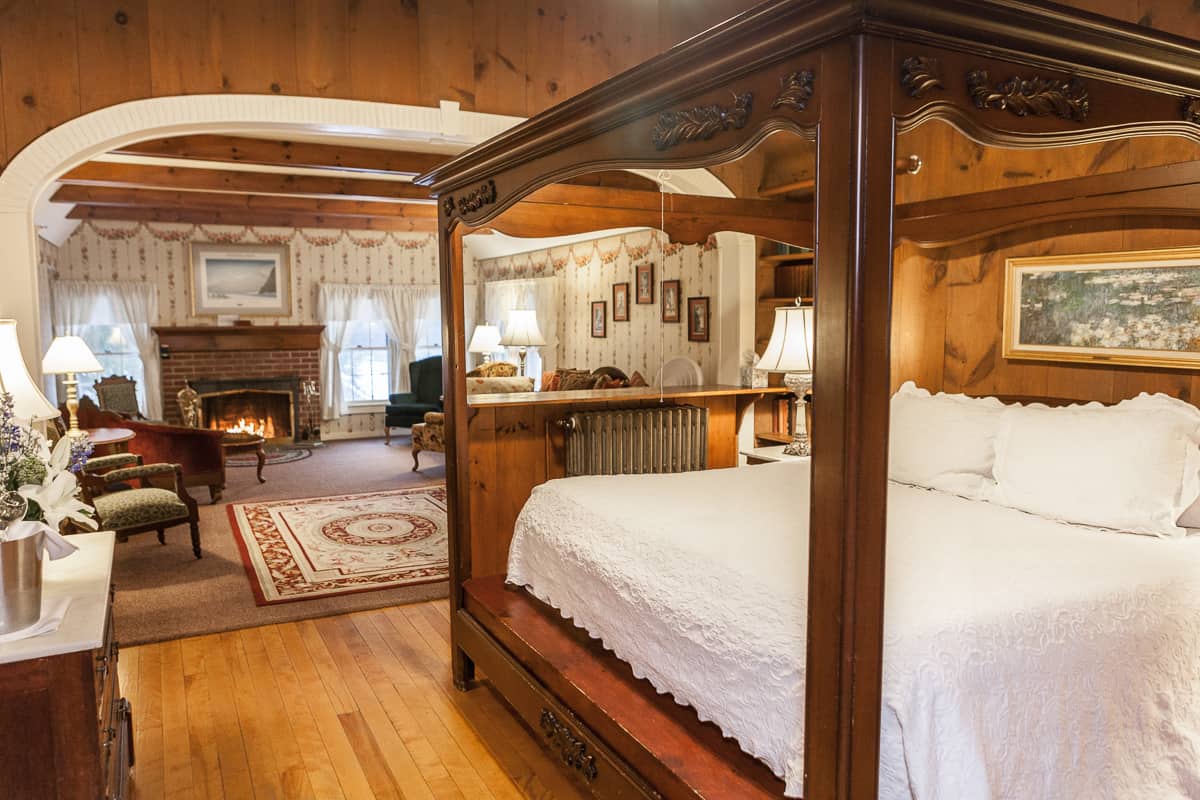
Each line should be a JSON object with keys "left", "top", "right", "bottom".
{"left": 101, "top": 726, "right": 116, "bottom": 749}
{"left": 539, "top": 708, "right": 599, "bottom": 783}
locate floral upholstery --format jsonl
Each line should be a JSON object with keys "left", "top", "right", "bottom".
{"left": 102, "top": 463, "right": 179, "bottom": 484}
{"left": 467, "top": 361, "right": 518, "bottom": 378}
{"left": 86, "top": 453, "right": 140, "bottom": 473}
{"left": 411, "top": 411, "right": 446, "bottom": 471}
{"left": 93, "top": 487, "right": 190, "bottom": 530}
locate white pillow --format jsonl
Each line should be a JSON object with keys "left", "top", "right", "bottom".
{"left": 991, "top": 397, "right": 1200, "bottom": 538}
{"left": 1115, "top": 393, "right": 1200, "bottom": 529}
{"left": 888, "top": 381, "right": 1005, "bottom": 498}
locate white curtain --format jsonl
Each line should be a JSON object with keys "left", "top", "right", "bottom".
{"left": 319, "top": 283, "right": 440, "bottom": 419}
{"left": 318, "top": 284, "right": 363, "bottom": 422}
{"left": 50, "top": 280, "right": 162, "bottom": 419}
{"left": 378, "top": 285, "right": 440, "bottom": 393}
{"left": 483, "top": 276, "right": 561, "bottom": 384}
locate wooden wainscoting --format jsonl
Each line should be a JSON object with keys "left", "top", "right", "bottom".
{"left": 464, "top": 385, "right": 785, "bottom": 578}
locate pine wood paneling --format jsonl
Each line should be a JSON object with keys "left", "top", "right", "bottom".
{"left": 214, "top": 0, "right": 299, "bottom": 96}
{"left": 0, "top": 0, "right": 81, "bottom": 161}
{"left": 525, "top": 0, "right": 573, "bottom": 112}
{"left": 145, "top": 0, "right": 223, "bottom": 96}
{"left": 346, "top": 0, "right": 422, "bottom": 106}
{"left": 471, "top": 0, "right": 529, "bottom": 118}
{"left": 294, "top": 0, "right": 352, "bottom": 97}
{"left": 76, "top": 0, "right": 152, "bottom": 114}
{"left": 419, "top": 0, "right": 477, "bottom": 110}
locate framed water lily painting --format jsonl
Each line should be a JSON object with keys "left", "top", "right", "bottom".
{"left": 1003, "top": 246, "right": 1200, "bottom": 370}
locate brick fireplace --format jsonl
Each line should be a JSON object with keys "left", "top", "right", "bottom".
{"left": 155, "top": 325, "right": 323, "bottom": 441}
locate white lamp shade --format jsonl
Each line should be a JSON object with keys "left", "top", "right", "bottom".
{"left": 467, "top": 324, "right": 504, "bottom": 354}
{"left": 500, "top": 309, "right": 546, "bottom": 347}
{"left": 42, "top": 335, "right": 103, "bottom": 375}
{"left": 0, "top": 320, "right": 59, "bottom": 421}
{"left": 757, "top": 304, "right": 814, "bottom": 373}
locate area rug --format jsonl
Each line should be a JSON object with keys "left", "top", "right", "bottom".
{"left": 226, "top": 446, "right": 312, "bottom": 467}
{"left": 228, "top": 486, "right": 448, "bottom": 605}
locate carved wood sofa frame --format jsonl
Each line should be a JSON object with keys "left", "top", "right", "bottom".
{"left": 419, "top": 2, "right": 1200, "bottom": 797}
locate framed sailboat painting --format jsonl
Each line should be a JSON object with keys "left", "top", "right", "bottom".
{"left": 190, "top": 242, "right": 292, "bottom": 317}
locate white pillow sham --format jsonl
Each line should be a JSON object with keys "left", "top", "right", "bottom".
{"left": 990, "top": 395, "right": 1200, "bottom": 538}
{"left": 889, "top": 381, "right": 1004, "bottom": 498}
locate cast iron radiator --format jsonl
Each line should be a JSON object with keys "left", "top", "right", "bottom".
{"left": 561, "top": 405, "right": 708, "bottom": 476}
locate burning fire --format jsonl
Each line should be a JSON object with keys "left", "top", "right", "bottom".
{"left": 224, "top": 417, "right": 269, "bottom": 437}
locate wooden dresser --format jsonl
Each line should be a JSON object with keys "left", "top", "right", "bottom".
{"left": 0, "top": 532, "right": 133, "bottom": 799}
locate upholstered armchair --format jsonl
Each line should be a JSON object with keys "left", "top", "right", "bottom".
{"left": 411, "top": 411, "right": 445, "bottom": 471}
{"left": 81, "top": 453, "right": 202, "bottom": 558}
{"left": 384, "top": 355, "right": 443, "bottom": 444}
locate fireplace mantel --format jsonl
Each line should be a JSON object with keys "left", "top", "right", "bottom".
{"left": 154, "top": 325, "right": 324, "bottom": 353}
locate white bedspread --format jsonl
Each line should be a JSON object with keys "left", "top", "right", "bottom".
{"left": 506, "top": 460, "right": 1200, "bottom": 799}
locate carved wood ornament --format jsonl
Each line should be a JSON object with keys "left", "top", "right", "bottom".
{"left": 539, "top": 709, "right": 599, "bottom": 782}
{"left": 900, "top": 56, "right": 944, "bottom": 98}
{"left": 1183, "top": 96, "right": 1200, "bottom": 124}
{"left": 772, "top": 70, "right": 815, "bottom": 111}
{"left": 651, "top": 92, "right": 753, "bottom": 150}
{"left": 966, "top": 69, "right": 1090, "bottom": 121}
{"left": 443, "top": 179, "right": 499, "bottom": 222}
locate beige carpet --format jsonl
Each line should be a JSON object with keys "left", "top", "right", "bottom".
{"left": 110, "top": 435, "right": 448, "bottom": 645}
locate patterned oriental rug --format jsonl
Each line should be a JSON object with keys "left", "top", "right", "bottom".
{"left": 228, "top": 486, "right": 448, "bottom": 605}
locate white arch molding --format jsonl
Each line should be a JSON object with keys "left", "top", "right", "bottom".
{"left": 0, "top": 93, "right": 750, "bottom": 420}
{"left": 0, "top": 94, "right": 525, "bottom": 370}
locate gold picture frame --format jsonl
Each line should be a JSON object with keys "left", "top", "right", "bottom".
{"left": 1003, "top": 245, "right": 1200, "bottom": 370}
{"left": 190, "top": 242, "right": 291, "bottom": 317}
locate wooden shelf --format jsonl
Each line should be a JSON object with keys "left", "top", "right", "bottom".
{"left": 758, "top": 295, "right": 813, "bottom": 306}
{"left": 755, "top": 431, "right": 793, "bottom": 445}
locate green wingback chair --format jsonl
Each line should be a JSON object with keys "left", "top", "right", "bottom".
{"left": 384, "top": 356, "right": 443, "bottom": 444}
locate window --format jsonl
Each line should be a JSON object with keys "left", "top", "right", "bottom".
{"left": 339, "top": 319, "right": 390, "bottom": 403}
{"left": 76, "top": 323, "right": 146, "bottom": 412}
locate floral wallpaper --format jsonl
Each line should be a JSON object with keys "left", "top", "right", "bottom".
{"left": 53, "top": 221, "right": 439, "bottom": 326}
{"left": 51, "top": 222, "right": 444, "bottom": 439}
{"left": 476, "top": 229, "right": 720, "bottom": 382}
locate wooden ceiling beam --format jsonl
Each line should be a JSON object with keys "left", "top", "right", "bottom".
{"left": 67, "top": 205, "right": 436, "bottom": 232}
{"left": 111, "top": 134, "right": 450, "bottom": 176}
{"left": 58, "top": 162, "right": 432, "bottom": 202}
{"left": 50, "top": 185, "right": 436, "bottom": 219}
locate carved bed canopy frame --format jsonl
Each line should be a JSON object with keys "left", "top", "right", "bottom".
{"left": 419, "top": 2, "right": 1200, "bottom": 797}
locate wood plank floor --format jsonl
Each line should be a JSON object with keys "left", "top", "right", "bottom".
{"left": 120, "top": 600, "right": 590, "bottom": 800}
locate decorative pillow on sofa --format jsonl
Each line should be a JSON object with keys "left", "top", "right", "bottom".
{"left": 560, "top": 371, "right": 602, "bottom": 391}
{"left": 888, "top": 381, "right": 1005, "bottom": 497}
{"left": 629, "top": 371, "right": 648, "bottom": 388}
{"left": 467, "top": 361, "right": 518, "bottom": 378}
{"left": 540, "top": 371, "right": 561, "bottom": 392}
{"left": 991, "top": 394, "right": 1200, "bottom": 537}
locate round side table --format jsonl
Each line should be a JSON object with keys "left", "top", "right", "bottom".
{"left": 220, "top": 433, "right": 267, "bottom": 484}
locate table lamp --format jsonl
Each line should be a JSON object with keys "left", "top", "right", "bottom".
{"left": 42, "top": 336, "right": 102, "bottom": 436}
{"left": 0, "top": 320, "right": 59, "bottom": 422}
{"left": 467, "top": 324, "right": 504, "bottom": 365}
{"left": 757, "top": 301, "right": 814, "bottom": 456}
{"left": 500, "top": 310, "right": 545, "bottom": 377}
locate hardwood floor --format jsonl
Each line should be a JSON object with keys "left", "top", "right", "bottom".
{"left": 120, "top": 600, "right": 590, "bottom": 800}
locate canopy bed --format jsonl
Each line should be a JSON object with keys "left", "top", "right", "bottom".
{"left": 419, "top": 2, "right": 1200, "bottom": 798}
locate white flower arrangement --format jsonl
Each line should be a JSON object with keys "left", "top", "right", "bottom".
{"left": 0, "top": 392, "right": 96, "bottom": 533}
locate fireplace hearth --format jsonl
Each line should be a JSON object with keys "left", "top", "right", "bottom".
{"left": 192, "top": 376, "right": 300, "bottom": 444}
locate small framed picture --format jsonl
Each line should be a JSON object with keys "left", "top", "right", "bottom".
{"left": 661, "top": 280, "right": 681, "bottom": 322}
{"left": 591, "top": 301, "right": 607, "bottom": 338}
{"left": 612, "top": 282, "right": 630, "bottom": 321}
{"left": 687, "top": 296, "right": 710, "bottom": 342}
{"left": 635, "top": 262, "right": 655, "bottom": 304}
{"left": 190, "top": 242, "right": 291, "bottom": 316}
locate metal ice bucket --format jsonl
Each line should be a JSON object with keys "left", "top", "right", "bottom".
{"left": 0, "top": 533, "right": 43, "bottom": 634}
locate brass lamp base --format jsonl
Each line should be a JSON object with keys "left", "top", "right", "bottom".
{"left": 782, "top": 371, "right": 812, "bottom": 456}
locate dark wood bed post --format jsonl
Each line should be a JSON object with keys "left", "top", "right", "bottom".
{"left": 437, "top": 220, "right": 475, "bottom": 688}
{"left": 804, "top": 33, "right": 895, "bottom": 800}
